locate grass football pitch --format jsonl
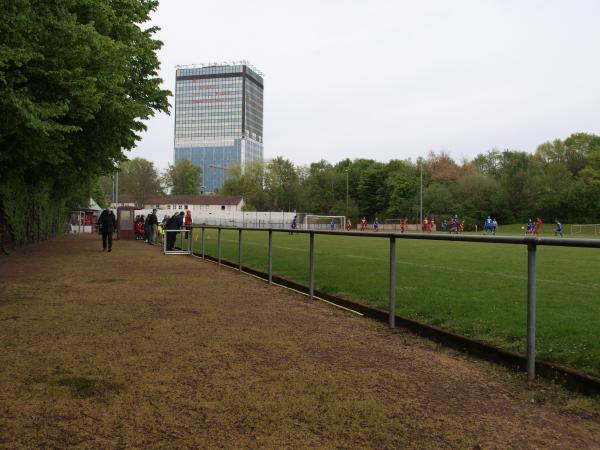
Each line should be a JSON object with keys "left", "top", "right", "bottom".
{"left": 181, "top": 224, "right": 600, "bottom": 377}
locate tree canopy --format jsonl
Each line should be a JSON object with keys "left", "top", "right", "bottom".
{"left": 163, "top": 159, "right": 203, "bottom": 195}
{"left": 0, "top": 0, "right": 170, "bottom": 251}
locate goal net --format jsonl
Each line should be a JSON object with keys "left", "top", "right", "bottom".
{"left": 570, "top": 224, "right": 600, "bottom": 234}
{"left": 304, "top": 215, "right": 346, "bottom": 231}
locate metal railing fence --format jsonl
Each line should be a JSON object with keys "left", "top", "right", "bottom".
{"left": 191, "top": 225, "right": 600, "bottom": 380}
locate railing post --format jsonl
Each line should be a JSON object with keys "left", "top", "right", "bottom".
{"left": 201, "top": 227, "right": 205, "bottom": 259}
{"left": 309, "top": 232, "right": 315, "bottom": 298}
{"left": 217, "top": 228, "right": 222, "bottom": 266}
{"left": 389, "top": 236, "right": 396, "bottom": 328}
{"left": 268, "top": 230, "right": 273, "bottom": 284}
{"left": 527, "top": 242, "right": 537, "bottom": 380}
{"left": 238, "top": 229, "right": 243, "bottom": 272}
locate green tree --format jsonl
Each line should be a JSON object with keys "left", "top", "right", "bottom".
{"left": 472, "top": 149, "right": 503, "bottom": 178}
{"left": 119, "top": 158, "right": 163, "bottom": 205}
{"left": 219, "top": 161, "right": 267, "bottom": 210}
{"left": 454, "top": 170, "right": 501, "bottom": 220}
{"left": 302, "top": 160, "right": 337, "bottom": 214}
{"left": 264, "top": 157, "right": 301, "bottom": 211}
{"left": 423, "top": 183, "right": 458, "bottom": 216}
{"left": 563, "top": 133, "right": 600, "bottom": 175}
{"left": 0, "top": 1, "right": 170, "bottom": 250}
{"left": 385, "top": 168, "right": 420, "bottom": 220}
{"left": 356, "top": 162, "right": 388, "bottom": 218}
{"left": 163, "top": 159, "right": 202, "bottom": 195}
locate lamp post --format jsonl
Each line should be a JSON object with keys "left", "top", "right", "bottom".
{"left": 418, "top": 157, "right": 423, "bottom": 228}
{"left": 345, "top": 168, "right": 349, "bottom": 217}
{"left": 209, "top": 163, "right": 227, "bottom": 193}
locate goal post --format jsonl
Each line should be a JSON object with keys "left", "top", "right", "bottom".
{"left": 304, "top": 215, "right": 346, "bottom": 231}
{"left": 570, "top": 224, "right": 600, "bottom": 235}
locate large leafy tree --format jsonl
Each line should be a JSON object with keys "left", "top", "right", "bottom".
{"left": 163, "top": 159, "right": 203, "bottom": 195}
{"left": 0, "top": 0, "right": 170, "bottom": 249}
{"left": 219, "top": 161, "right": 267, "bottom": 210}
{"left": 264, "top": 157, "right": 301, "bottom": 211}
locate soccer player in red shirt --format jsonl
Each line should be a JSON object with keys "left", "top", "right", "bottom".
{"left": 533, "top": 217, "right": 543, "bottom": 236}
{"left": 360, "top": 216, "right": 367, "bottom": 231}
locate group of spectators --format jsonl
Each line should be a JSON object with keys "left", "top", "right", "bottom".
{"left": 134, "top": 209, "right": 159, "bottom": 245}
{"left": 134, "top": 209, "right": 193, "bottom": 249}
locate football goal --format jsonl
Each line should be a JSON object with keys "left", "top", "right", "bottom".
{"left": 570, "top": 224, "right": 600, "bottom": 235}
{"left": 304, "top": 215, "right": 346, "bottom": 231}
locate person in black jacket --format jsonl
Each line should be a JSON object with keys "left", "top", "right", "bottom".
{"left": 97, "top": 209, "right": 117, "bottom": 252}
{"left": 166, "top": 213, "right": 180, "bottom": 251}
{"left": 147, "top": 209, "right": 158, "bottom": 245}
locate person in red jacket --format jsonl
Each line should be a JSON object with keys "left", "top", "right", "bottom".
{"left": 184, "top": 210, "right": 193, "bottom": 239}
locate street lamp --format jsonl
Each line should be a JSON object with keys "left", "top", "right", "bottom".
{"left": 345, "top": 168, "right": 349, "bottom": 217}
{"left": 418, "top": 157, "right": 423, "bottom": 229}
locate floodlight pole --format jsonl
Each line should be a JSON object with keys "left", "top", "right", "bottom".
{"left": 419, "top": 157, "right": 423, "bottom": 228}
{"left": 345, "top": 169, "right": 349, "bottom": 217}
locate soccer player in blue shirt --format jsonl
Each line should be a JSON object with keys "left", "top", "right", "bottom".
{"left": 485, "top": 216, "right": 493, "bottom": 234}
{"left": 373, "top": 218, "right": 379, "bottom": 232}
{"left": 290, "top": 215, "right": 297, "bottom": 235}
{"left": 555, "top": 219, "right": 563, "bottom": 237}
{"left": 330, "top": 219, "right": 335, "bottom": 231}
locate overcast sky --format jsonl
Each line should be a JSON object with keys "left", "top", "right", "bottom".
{"left": 129, "top": 0, "right": 600, "bottom": 170}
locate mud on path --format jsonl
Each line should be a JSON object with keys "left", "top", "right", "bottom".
{"left": 0, "top": 234, "right": 599, "bottom": 449}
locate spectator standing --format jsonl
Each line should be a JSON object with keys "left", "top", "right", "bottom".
{"left": 184, "top": 210, "right": 193, "bottom": 238}
{"left": 146, "top": 209, "right": 158, "bottom": 245}
{"left": 166, "top": 213, "right": 180, "bottom": 250}
{"left": 97, "top": 208, "right": 117, "bottom": 252}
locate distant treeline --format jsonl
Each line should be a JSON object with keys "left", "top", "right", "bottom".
{"left": 218, "top": 132, "right": 600, "bottom": 226}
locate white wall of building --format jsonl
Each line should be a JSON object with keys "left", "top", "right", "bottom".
{"left": 134, "top": 209, "right": 298, "bottom": 229}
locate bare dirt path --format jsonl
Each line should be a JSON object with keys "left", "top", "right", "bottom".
{"left": 0, "top": 234, "right": 599, "bottom": 449}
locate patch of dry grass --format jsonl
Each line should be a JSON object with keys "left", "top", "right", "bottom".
{"left": 0, "top": 234, "right": 599, "bottom": 449}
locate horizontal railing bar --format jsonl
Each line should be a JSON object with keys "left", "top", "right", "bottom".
{"left": 193, "top": 225, "right": 600, "bottom": 248}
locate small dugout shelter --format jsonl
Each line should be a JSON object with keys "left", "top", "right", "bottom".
{"left": 116, "top": 206, "right": 136, "bottom": 240}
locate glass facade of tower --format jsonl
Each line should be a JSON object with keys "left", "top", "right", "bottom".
{"left": 174, "top": 63, "right": 264, "bottom": 192}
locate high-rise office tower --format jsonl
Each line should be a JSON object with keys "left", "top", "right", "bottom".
{"left": 173, "top": 62, "right": 264, "bottom": 193}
